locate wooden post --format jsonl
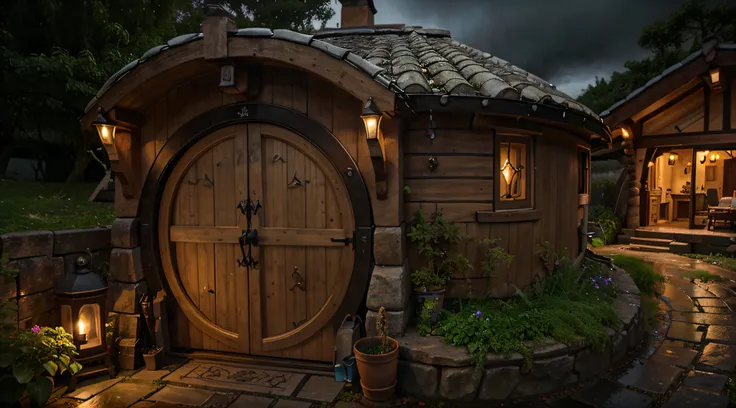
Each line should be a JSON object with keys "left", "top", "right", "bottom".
{"left": 690, "top": 148, "right": 697, "bottom": 229}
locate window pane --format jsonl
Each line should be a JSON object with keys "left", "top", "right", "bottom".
{"left": 500, "top": 142, "right": 527, "bottom": 201}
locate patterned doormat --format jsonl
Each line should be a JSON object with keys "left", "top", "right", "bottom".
{"left": 165, "top": 360, "right": 307, "bottom": 396}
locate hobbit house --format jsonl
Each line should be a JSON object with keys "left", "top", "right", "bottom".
{"left": 81, "top": 0, "right": 613, "bottom": 399}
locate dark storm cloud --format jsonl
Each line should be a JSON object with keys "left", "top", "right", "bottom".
{"left": 349, "top": 0, "right": 697, "bottom": 96}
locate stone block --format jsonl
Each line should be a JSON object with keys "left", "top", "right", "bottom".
{"left": 10, "top": 256, "right": 64, "bottom": 296}
{"left": 0, "top": 231, "right": 53, "bottom": 259}
{"left": 366, "top": 262, "right": 410, "bottom": 311}
{"left": 0, "top": 279, "right": 15, "bottom": 299}
{"left": 365, "top": 309, "right": 409, "bottom": 338}
{"left": 18, "top": 290, "right": 55, "bottom": 320}
{"left": 53, "top": 227, "right": 111, "bottom": 255}
{"left": 439, "top": 366, "right": 482, "bottom": 401}
{"left": 19, "top": 308, "right": 58, "bottom": 329}
{"left": 111, "top": 218, "right": 140, "bottom": 249}
{"left": 117, "top": 337, "right": 142, "bottom": 370}
{"left": 611, "top": 331, "right": 628, "bottom": 363}
{"left": 511, "top": 372, "right": 578, "bottom": 399}
{"left": 108, "top": 281, "right": 148, "bottom": 314}
{"left": 109, "top": 248, "right": 145, "bottom": 283}
{"left": 531, "top": 355, "right": 574, "bottom": 379}
{"left": 525, "top": 338, "right": 568, "bottom": 359}
{"left": 373, "top": 226, "right": 404, "bottom": 266}
{"left": 397, "top": 361, "right": 438, "bottom": 399}
{"left": 575, "top": 346, "right": 611, "bottom": 380}
{"left": 118, "top": 313, "right": 141, "bottom": 339}
{"left": 477, "top": 366, "right": 521, "bottom": 400}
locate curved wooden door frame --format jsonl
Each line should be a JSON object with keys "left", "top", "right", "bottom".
{"left": 139, "top": 103, "right": 374, "bottom": 347}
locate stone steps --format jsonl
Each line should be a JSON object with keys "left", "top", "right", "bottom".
{"left": 631, "top": 237, "right": 673, "bottom": 248}
{"left": 629, "top": 244, "right": 670, "bottom": 253}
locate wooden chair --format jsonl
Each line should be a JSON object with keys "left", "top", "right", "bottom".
{"left": 708, "top": 197, "right": 736, "bottom": 230}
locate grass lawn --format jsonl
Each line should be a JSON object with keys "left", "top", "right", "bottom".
{"left": 0, "top": 179, "right": 115, "bottom": 234}
{"left": 682, "top": 269, "right": 725, "bottom": 283}
{"left": 611, "top": 255, "right": 665, "bottom": 296}
{"left": 683, "top": 253, "right": 736, "bottom": 272}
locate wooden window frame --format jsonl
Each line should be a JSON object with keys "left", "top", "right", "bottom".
{"left": 495, "top": 134, "right": 533, "bottom": 211}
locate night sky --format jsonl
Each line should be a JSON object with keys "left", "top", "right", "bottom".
{"left": 327, "top": 0, "right": 717, "bottom": 97}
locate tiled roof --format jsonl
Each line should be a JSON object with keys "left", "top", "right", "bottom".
{"left": 86, "top": 26, "right": 600, "bottom": 121}
{"left": 600, "top": 42, "right": 736, "bottom": 119}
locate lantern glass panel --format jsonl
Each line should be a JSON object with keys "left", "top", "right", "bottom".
{"left": 499, "top": 142, "right": 527, "bottom": 201}
{"left": 61, "top": 305, "right": 73, "bottom": 334}
{"left": 79, "top": 304, "right": 101, "bottom": 350}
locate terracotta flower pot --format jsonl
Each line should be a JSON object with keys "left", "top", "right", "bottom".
{"left": 353, "top": 336, "right": 399, "bottom": 402}
{"left": 143, "top": 348, "right": 164, "bottom": 371}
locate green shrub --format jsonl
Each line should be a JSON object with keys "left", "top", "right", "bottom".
{"left": 589, "top": 205, "right": 623, "bottom": 244}
{"left": 591, "top": 238, "right": 605, "bottom": 248}
{"left": 611, "top": 255, "right": 664, "bottom": 296}
{"left": 682, "top": 269, "right": 724, "bottom": 283}
{"left": 435, "top": 250, "right": 618, "bottom": 370}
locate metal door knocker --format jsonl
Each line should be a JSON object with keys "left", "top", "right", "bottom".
{"left": 290, "top": 266, "right": 305, "bottom": 291}
{"left": 236, "top": 198, "right": 261, "bottom": 268}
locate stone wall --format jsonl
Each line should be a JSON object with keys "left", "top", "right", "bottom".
{"left": 396, "top": 268, "right": 645, "bottom": 402}
{"left": 0, "top": 227, "right": 112, "bottom": 330}
{"left": 365, "top": 226, "right": 412, "bottom": 337}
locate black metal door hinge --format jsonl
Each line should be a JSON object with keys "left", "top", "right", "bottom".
{"left": 331, "top": 232, "right": 355, "bottom": 247}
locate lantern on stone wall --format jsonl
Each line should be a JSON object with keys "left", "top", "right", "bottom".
{"left": 55, "top": 255, "right": 115, "bottom": 390}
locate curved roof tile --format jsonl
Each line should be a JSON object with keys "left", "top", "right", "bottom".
{"left": 88, "top": 25, "right": 601, "bottom": 122}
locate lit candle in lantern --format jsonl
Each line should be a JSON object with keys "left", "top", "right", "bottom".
{"left": 75, "top": 319, "right": 88, "bottom": 344}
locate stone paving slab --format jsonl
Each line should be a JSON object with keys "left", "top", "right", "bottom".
{"left": 617, "top": 360, "right": 683, "bottom": 394}
{"left": 296, "top": 375, "right": 344, "bottom": 402}
{"left": 273, "top": 399, "right": 312, "bottom": 408}
{"left": 148, "top": 385, "right": 215, "bottom": 406}
{"left": 697, "top": 343, "right": 736, "bottom": 372}
{"left": 666, "top": 321, "right": 704, "bottom": 343}
{"left": 202, "top": 393, "right": 235, "bottom": 408}
{"left": 571, "top": 378, "right": 652, "bottom": 408}
{"left": 229, "top": 394, "right": 275, "bottom": 408}
{"left": 701, "top": 307, "right": 732, "bottom": 314}
{"left": 648, "top": 340, "right": 699, "bottom": 368}
{"left": 706, "top": 325, "right": 736, "bottom": 344}
{"left": 660, "top": 386, "right": 729, "bottom": 408}
{"left": 77, "top": 382, "right": 158, "bottom": 408}
{"left": 67, "top": 377, "right": 123, "bottom": 400}
{"left": 164, "top": 360, "right": 306, "bottom": 396}
{"left": 682, "top": 370, "right": 728, "bottom": 393}
{"left": 132, "top": 370, "right": 171, "bottom": 381}
{"left": 671, "top": 312, "right": 736, "bottom": 326}
{"left": 697, "top": 299, "right": 729, "bottom": 308}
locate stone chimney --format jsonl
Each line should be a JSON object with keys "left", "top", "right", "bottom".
{"left": 338, "top": 0, "right": 377, "bottom": 28}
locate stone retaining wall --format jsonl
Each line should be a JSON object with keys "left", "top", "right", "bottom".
{"left": 0, "top": 227, "right": 112, "bottom": 330}
{"left": 396, "top": 267, "right": 646, "bottom": 402}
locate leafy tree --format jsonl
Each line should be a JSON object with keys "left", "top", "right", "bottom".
{"left": 578, "top": 0, "right": 736, "bottom": 115}
{"left": 1, "top": 0, "right": 334, "bottom": 182}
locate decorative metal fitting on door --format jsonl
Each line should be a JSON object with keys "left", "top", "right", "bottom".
{"left": 290, "top": 266, "right": 305, "bottom": 291}
{"left": 236, "top": 198, "right": 261, "bottom": 268}
{"left": 428, "top": 156, "right": 439, "bottom": 172}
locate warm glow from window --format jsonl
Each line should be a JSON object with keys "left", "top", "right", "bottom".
{"left": 711, "top": 68, "right": 720, "bottom": 84}
{"left": 499, "top": 142, "right": 526, "bottom": 201}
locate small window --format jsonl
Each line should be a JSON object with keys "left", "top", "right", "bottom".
{"left": 578, "top": 148, "right": 590, "bottom": 195}
{"left": 496, "top": 135, "right": 532, "bottom": 210}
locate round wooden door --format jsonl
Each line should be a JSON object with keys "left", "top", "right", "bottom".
{"left": 158, "top": 123, "right": 355, "bottom": 361}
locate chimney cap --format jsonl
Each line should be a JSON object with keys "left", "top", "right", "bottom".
{"left": 338, "top": 0, "right": 377, "bottom": 15}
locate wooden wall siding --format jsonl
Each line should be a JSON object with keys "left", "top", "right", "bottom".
{"left": 709, "top": 89, "right": 724, "bottom": 132}
{"left": 642, "top": 88, "right": 705, "bottom": 135}
{"left": 403, "top": 115, "right": 582, "bottom": 298}
{"left": 134, "top": 63, "right": 399, "bottom": 357}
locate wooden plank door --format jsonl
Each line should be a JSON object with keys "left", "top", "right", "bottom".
{"left": 247, "top": 124, "right": 355, "bottom": 362}
{"left": 159, "top": 125, "right": 250, "bottom": 353}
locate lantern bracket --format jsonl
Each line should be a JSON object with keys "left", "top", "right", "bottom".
{"left": 367, "top": 138, "right": 387, "bottom": 200}
{"left": 91, "top": 107, "right": 142, "bottom": 199}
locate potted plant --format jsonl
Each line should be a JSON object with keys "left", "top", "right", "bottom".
{"left": 408, "top": 210, "right": 470, "bottom": 322}
{"left": 353, "top": 307, "right": 398, "bottom": 402}
{"left": 0, "top": 302, "right": 83, "bottom": 407}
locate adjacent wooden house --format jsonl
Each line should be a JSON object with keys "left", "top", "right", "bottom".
{"left": 601, "top": 37, "right": 736, "bottom": 251}
{"left": 81, "top": 1, "right": 610, "bottom": 364}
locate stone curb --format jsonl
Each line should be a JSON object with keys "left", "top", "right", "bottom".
{"left": 397, "top": 267, "right": 645, "bottom": 402}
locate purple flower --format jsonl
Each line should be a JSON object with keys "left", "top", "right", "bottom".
{"left": 31, "top": 325, "right": 40, "bottom": 333}
{"left": 594, "top": 284, "right": 600, "bottom": 289}
{"left": 475, "top": 310, "right": 482, "bottom": 317}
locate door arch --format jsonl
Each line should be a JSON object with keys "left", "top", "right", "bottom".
{"left": 139, "top": 104, "right": 373, "bottom": 360}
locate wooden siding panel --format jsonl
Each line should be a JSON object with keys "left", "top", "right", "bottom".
{"left": 405, "top": 155, "right": 493, "bottom": 178}
{"left": 406, "top": 179, "right": 493, "bottom": 202}
{"left": 643, "top": 89, "right": 705, "bottom": 135}
{"left": 404, "top": 130, "right": 493, "bottom": 154}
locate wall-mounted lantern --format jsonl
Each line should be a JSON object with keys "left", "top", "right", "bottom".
{"left": 361, "top": 97, "right": 387, "bottom": 200}
{"left": 667, "top": 152, "right": 679, "bottom": 166}
{"left": 55, "top": 255, "right": 115, "bottom": 391}
{"left": 621, "top": 128, "right": 630, "bottom": 139}
{"left": 709, "top": 68, "right": 722, "bottom": 93}
{"left": 91, "top": 108, "right": 126, "bottom": 162}
{"left": 710, "top": 152, "right": 720, "bottom": 163}
{"left": 700, "top": 150, "right": 709, "bottom": 164}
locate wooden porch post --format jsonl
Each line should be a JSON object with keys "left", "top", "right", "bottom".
{"left": 689, "top": 148, "right": 697, "bottom": 229}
